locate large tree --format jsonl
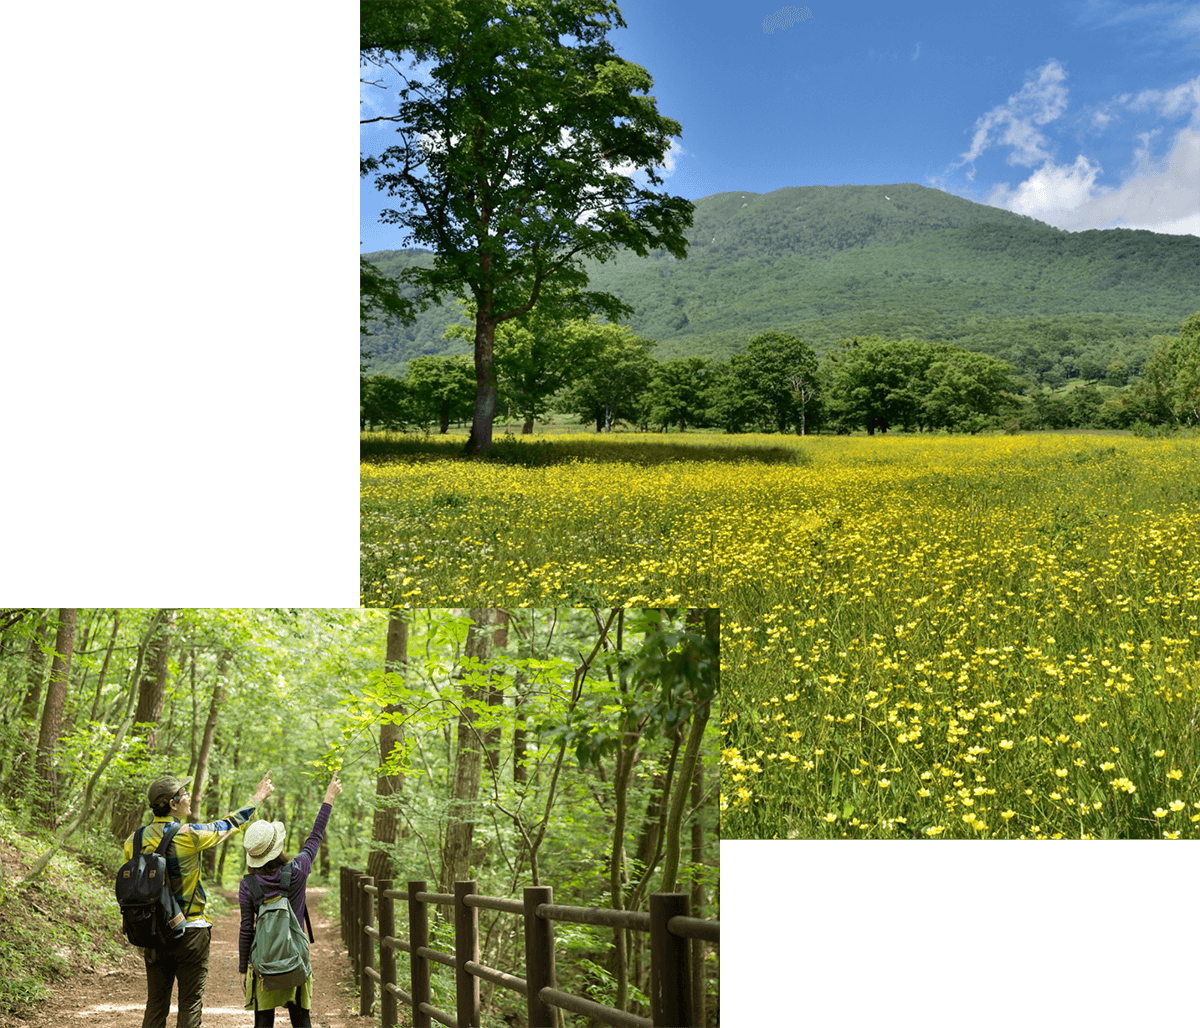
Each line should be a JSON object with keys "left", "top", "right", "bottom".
{"left": 823, "top": 336, "right": 936, "bottom": 434}
{"left": 555, "top": 321, "right": 657, "bottom": 431}
{"left": 445, "top": 287, "right": 592, "bottom": 434}
{"left": 738, "top": 332, "right": 820, "bottom": 434}
{"left": 361, "top": 0, "right": 693, "bottom": 455}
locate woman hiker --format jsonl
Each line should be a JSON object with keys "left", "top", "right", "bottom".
{"left": 238, "top": 771, "right": 342, "bottom": 1027}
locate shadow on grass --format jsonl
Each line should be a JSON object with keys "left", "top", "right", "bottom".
{"left": 361, "top": 433, "right": 812, "bottom": 466}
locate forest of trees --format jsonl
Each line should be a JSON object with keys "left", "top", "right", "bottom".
{"left": 363, "top": 308, "right": 1200, "bottom": 436}
{"left": 0, "top": 607, "right": 719, "bottom": 1026}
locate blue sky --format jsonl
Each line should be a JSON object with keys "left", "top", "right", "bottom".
{"left": 361, "top": 0, "right": 1200, "bottom": 252}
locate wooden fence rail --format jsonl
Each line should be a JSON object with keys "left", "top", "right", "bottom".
{"left": 339, "top": 866, "right": 719, "bottom": 1028}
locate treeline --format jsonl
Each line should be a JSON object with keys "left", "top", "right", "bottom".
{"left": 362, "top": 308, "right": 1200, "bottom": 436}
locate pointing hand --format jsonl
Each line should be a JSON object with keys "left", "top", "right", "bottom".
{"left": 251, "top": 770, "right": 274, "bottom": 806}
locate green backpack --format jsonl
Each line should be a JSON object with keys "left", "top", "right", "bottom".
{"left": 244, "top": 864, "right": 312, "bottom": 990}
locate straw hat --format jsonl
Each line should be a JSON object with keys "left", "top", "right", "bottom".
{"left": 243, "top": 819, "right": 287, "bottom": 868}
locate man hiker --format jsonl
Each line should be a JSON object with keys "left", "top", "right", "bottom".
{"left": 124, "top": 769, "right": 274, "bottom": 1028}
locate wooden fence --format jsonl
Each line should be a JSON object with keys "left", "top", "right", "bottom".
{"left": 339, "top": 867, "right": 719, "bottom": 1028}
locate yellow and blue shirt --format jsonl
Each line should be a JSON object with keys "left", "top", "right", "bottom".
{"left": 123, "top": 808, "right": 255, "bottom": 927}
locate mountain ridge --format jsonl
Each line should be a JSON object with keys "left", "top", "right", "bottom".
{"left": 362, "top": 182, "right": 1199, "bottom": 386}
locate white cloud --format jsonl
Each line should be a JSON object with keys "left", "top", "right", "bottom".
{"left": 947, "top": 64, "right": 1200, "bottom": 235}
{"left": 1124, "top": 74, "right": 1200, "bottom": 121}
{"left": 984, "top": 128, "right": 1200, "bottom": 234}
{"left": 985, "top": 155, "right": 1105, "bottom": 220}
{"left": 955, "top": 60, "right": 1070, "bottom": 178}
{"left": 912, "top": 42, "right": 921, "bottom": 61}
{"left": 1070, "top": 127, "right": 1200, "bottom": 233}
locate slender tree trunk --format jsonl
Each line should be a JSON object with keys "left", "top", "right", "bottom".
{"left": 608, "top": 609, "right": 638, "bottom": 1014}
{"left": 439, "top": 608, "right": 499, "bottom": 891}
{"left": 111, "top": 609, "right": 175, "bottom": 840}
{"left": 190, "top": 647, "right": 229, "bottom": 826}
{"left": 690, "top": 754, "right": 706, "bottom": 1026}
{"left": 22, "top": 609, "right": 166, "bottom": 881}
{"left": 214, "top": 740, "right": 241, "bottom": 887}
{"left": 5, "top": 613, "right": 49, "bottom": 793}
{"left": 35, "top": 609, "right": 77, "bottom": 822}
{"left": 368, "top": 612, "right": 408, "bottom": 882}
{"left": 483, "top": 613, "right": 508, "bottom": 777}
{"left": 89, "top": 611, "right": 121, "bottom": 723}
{"left": 659, "top": 610, "right": 717, "bottom": 892}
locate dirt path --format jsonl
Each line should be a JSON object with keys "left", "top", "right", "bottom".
{"left": 3, "top": 887, "right": 376, "bottom": 1028}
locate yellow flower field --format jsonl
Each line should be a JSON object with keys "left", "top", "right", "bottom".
{"left": 362, "top": 431, "right": 1200, "bottom": 838}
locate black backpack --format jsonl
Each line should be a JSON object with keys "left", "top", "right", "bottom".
{"left": 116, "top": 822, "right": 187, "bottom": 949}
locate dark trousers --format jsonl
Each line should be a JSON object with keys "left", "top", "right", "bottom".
{"left": 254, "top": 1002, "right": 311, "bottom": 1027}
{"left": 142, "top": 925, "right": 211, "bottom": 1028}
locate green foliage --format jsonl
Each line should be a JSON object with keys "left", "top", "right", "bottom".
{"left": 646, "top": 356, "right": 719, "bottom": 432}
{"left": 823, "top": 335, "right": 1015, "bottom": 433}
{"left": 403, "top": 355, "right": 476, "bottom": 434}
{"left": 554, "top": 321, "right": 659, "bottom": 431}
{"left": 1129, "top": 309, "right": 1200, "bottom": 428}
{"left": 717, "top": 332, "right": 820, "bottom": 434}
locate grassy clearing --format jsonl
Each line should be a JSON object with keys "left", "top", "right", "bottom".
{"left": 361, "top": 432, "right": 1200, "bottom": 838}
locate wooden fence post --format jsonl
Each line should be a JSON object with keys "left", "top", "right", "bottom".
{"left": 359, "top": 874, "right": 375, "bottom": 1017}
{"left": 650, "top": 893, "right": 692, "bottom": 1028}
{"left": 454, "top": 880, "right": 480, "bottom": 1028}
{"left": 409, "top": 880, "right": 431, "bottom": 1028}
{"left": 348, "top": 870, "right": 360, "bottom": 984}
{"left": 340, "top": 867, "right": 351, "bottom": 956}
{"left": 378, "top": 879, "right": 396, "bottom": 1028}
{"left": 524, "top": 885, "right": 555, "bottom": 1028}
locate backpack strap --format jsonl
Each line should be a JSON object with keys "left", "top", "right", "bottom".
{"left": 276, "top": 863, "right": 314, "bottom": 940}
{"left": 155, "top": 821, "right": 186, "bottom": 912}
{"left": 155, "top": 821, "right": 182, "bottom": 855}
{"left": 244, "top": 873, "right": 265, "bottom": 908}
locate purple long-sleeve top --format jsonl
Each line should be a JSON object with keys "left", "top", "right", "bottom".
{"left": 238, "top": 802, "right": 331, "bottom": 974}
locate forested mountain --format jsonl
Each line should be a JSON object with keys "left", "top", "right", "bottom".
{"left": 362, "top": 183, "right": 1200, "bottom": 386}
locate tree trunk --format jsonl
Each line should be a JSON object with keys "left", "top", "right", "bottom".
{"left": 89, "top": 611, "right": 121, "bottom": 723}
{"left": 214, "top": 740, "right": 241, "bottom": 887}
{"left": 439, "top": 608, "right": 499, "bottom": 892}
{"left": 368, "top": 611, "right": 408, "bottom": 883}
{"left": 21, "top": 609, "right": 167, "bottom": 882}
{"left": 607, "top": 609, "right": 637, "bottom": 1014}
{"left": 690, "top": 753, "right": 706, "bottom": 1026}
{"left": 134, "top": 610, "right": 175, "bottom": 747}
{"left": 34, "top": 609, "right": 77, "bottom": 822}
{"left": 190, "top": 647, "right": 229, "bottom": 826}
{"left": 111, "top": 610, "right": 175, "bottom": 840}
{"left": 5, "top": 613, "right": 49, "bottom": 792}
{"left": 483, "top": 613, "right": 508, "bottom": 777}
{"left": 659, "top": 609, "right": 717, "bottom": 892}
{"left": 466, "top": 307, "right": 499, "bottom": 457}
